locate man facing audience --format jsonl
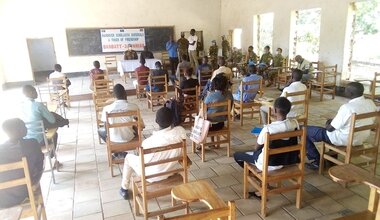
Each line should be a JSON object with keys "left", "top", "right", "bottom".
{"left": 166, "top": 36, "right": 179, "bottom": 75}
{"left": 123, "top": 44, "right": 138, "bottom": 60}
{"left": 140, "top": 46, "right": 154, "bottom": 60}
{"left": 177, "top": 32, "right": 189, "bottom": 62}
{"left": 119, "top": 107, "right": 187, "bottom": 199}
{"left": 305, "top": 82, "right": 377, "bottom": 170}
{"left": 188, "top": 29, "right": 199, "bottom": 71}
{"left": 0, "top": 118, "right": 44, "bottom": 208}
{"left": 221, "top": 35, "right": 230, "bottom": 59}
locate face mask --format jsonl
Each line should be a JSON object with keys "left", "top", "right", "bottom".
{"left": 128, "top": 47, "right": 132, "bottom": 50}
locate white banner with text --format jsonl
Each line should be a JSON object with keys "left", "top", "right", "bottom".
{"left": 100, "top": 28, "right": 145, "bottom": 52}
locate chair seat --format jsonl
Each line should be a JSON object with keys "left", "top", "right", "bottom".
{"left": 207, "top": 127, "right": 229, "bottom": 136}
{"left": 246, "top": 163, "right": 302, "bottom": 181}
{"left": 334, "top": 210, "right": 375, "bottom": 220}
{"left": 233, "top": 100, "right": 260, "bottom": 108}
{"left": 133, "top": 173, "right": 184, "bottom": 199}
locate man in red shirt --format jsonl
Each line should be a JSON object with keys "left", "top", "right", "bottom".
{"left": 133, "top": 57, "right": 150, "bottom": 89}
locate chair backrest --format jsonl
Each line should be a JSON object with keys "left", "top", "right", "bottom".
{"left": 139, "top": 140, "right": 188, "bottom": 194}
{"left": 105, "top": 109, "right": 143, "bottom": 144}
{"left": 148, "top": 74, "right": 168, "bottom": 93}
{"left": 161, "top": 52, "right": 170, "bottom": 64}
{"left": 238, "top": 78, "right": 263, "bottom": 103}
{"left": 202, "top": 100, "right": 231, "bottom": 129}
{"left": 105, "top": 55, "right": 117, "bottom": 68}
{"left": 175, "top": 86, "right": 199, "bottom": 112}
{"left": 284, "top": 89, "right": 309, "bottom": 125}
{"left": 288, "top": 59, "right": 297, "bottom": 68}
{"left": 24, "top": 121, "right": 49, "bottom": 150}
{"left": 136, "top": 71, "right": 151, "bottom": 86}
{"left": 311, "top": 61, "right": 322, "bottom": 70}
{"left": 320, "top": 64, "right": 337, "bottom": 84}
{"left": 93, "top": 79, "right": 114, "bottom": 95}
{"left": 158, "top": 201, "right": 236, "bottom": 220}
{"left": 262, "top": 127, "right": 306, "bottom": 176}
{"left": 199, "top": 70, "right": 213, "bottom": 88}
{"left": 370, "top": 72, "right": 380, "bottom": 96}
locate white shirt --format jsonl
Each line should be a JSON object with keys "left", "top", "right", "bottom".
{"left": 49, "top": 71, "right": 66, "bottom": 79}
{"left": 256, "top": 119, "right": 299, "bottom": 171}
{"left": 101, "top": 100, "right": 141, "bottom": 143}
{"left": 135, "top": 126, "right": 187, "bottom": 182}
{"left": 188, "top": 35, "right": 198, "bottom": 51}
{"left": 327, "top": 96, "right": 377, "bottom": 146}
{"left": 296, "top": 59, "right": 314, "bottom": 74}
{"left": 280, "top": 81, "right": 307, "bottom": 118}
{"left": 211, "top": 66, "right": 232, "bottom": 80}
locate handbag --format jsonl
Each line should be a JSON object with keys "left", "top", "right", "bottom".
{"left": 190, "top": 115, "right": 210, "bottom": 144}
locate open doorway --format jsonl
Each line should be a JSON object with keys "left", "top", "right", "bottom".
{"left": 253, "top": 13, "right": 274, "bottom": 56}
{"left": 27, "top": 38, "right": 57, "bottom": 83}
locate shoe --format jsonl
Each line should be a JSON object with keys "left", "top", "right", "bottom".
{"left": 119, "top": 188, "right": 129, "bottom": 200}
{"left": 278, "top": 88, "right": 284, "bottom": 92}
{"left": 119, "top": 152, "right": 128, "bottom": 159}
{"left": 305, "top": 161, "right": 319, "bottom": 170}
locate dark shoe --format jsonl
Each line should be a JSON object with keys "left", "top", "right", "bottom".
{"left": 248, "top": 191, "right": 261, "bottom": 200}
{"left": 119, "top": 188, "right": 129, "bottom": 200}
{"left": 305, "top": 161, "right": 319, "bottom": 170}
{"left": 119, "top": 152, "right": 128, "bottom": 159}
{"left": 278, "top": 88, "right": 284, "bottom": 92}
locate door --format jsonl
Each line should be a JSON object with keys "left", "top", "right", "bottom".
{"left": 27, "top": 38, "right": 57, "bottom": 83}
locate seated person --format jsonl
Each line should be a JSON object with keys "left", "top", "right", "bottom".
{"left": 233, "top": 65, "right": 262, "bottom": 102}
{"left": 233, "top": 97, "right": 299, "bottom": 198}
{"left": 173, "top": 54, "right": 191, "bottom": 85}
{"left": 146, "top": 61, "right": 168, "bottom": 92}
{"left": 211, "top": 56, "right": 232, "bottom": 81}
{"left": 180, "top": 68, "right": 199, "bottom": 94}
{"left": 305, "top": 82, "right": 377, "bottom": 170}
{"left": 258, "top": 45, "right": 273, "bottom": 68}
{"left": 140, "top": 46, "right": 154, "bottom": 60}
{"left": 123, "top": 44, "right": 138, "bottom": 60}
{"left": 49, "top": 64, "right": 71, "bottom": 90}
{"left": 204, "top": 74, "right": 233, "bottom": 132}
{"left": 197, "top": 56, "right": 212, "bottom": 79}
{"left": 89, "top": 60, "right": 105, "bottom": 91}
{"left": 246, "top": 46, "right": 258, "bottom": 65}
{"left": 132, "top": 57, "right": 150, "bottom": 89}
{"left": 0, "top": 118, "right": 44, "bottom": 208}
{"left": 119, "top": 107, "right": 187, "bottom": 199}
{"left": 266, "top": 48, "right": 284, "bottom": 87}
{"left": 294, "top": 55, "right": 314, "bottom": 82}
{"left": 260, "top": 69, "right": 307, "bottom": 124}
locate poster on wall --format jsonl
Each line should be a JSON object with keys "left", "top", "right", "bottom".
{"left": 100, "top": 28, "right": 146, "bottom": 52}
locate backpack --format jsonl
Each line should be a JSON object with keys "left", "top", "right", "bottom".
{"left": 165, "top": 98, "right": 182, "bottom": 126}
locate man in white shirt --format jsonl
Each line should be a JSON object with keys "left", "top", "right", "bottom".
{"left": 211, "top": 57, "right": 232, "bottom": 81}
{"left": 306, "top": 82, "right": 377, "bottom": 170}
{"left": 188, "top": 29, "right": 199, "bottom": 73}
{"left": 119, "top": 107, "right": 187, "bottom": 199}
{"left": 98, "top": 84, "right": 143, "bottom": 145}
{"left": 260, "top": 69, "right": 307, "bottom": 123}
{"left": 294, "top": 55, "right": 314, "bottom": 81}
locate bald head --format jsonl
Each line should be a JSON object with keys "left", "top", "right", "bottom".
{"left": 345, "top": 82, "right": 364, "bottom": 99}
{"left": 22, "top": 85, "right": 38, "bottom": 99}
{"left": 2, "top": 118, "right": 27, "bottom": 141}
{"left": 295, "top": 55, "right": 303, "bottom": 63}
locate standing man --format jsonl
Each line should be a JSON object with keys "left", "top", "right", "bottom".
{"left": 188, "top": 29, "right": 198, "bottom": 72}
{"left": 209, "top": 40, "right": 218, "bottom": 63}
{"left": 221, "top": 35, "right": 230, "bottom": 59}
{"left": 123, "top": 44, "right": 138, "bottom": 60}
{"left": 177, "top": 32, "right": 189, "bottom": 62}
{"left": 166, "top": 36, "right": 179, "bottom": 75}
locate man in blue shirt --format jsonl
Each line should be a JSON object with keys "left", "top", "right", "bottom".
{"left": 233, "top": 65, "right": 262, "bottom": 102}
{"left": 166, "top": 36, "right": 179, "bottom": 76}
{"left": 197, "top": 56, "right": 212, "bottom": 79}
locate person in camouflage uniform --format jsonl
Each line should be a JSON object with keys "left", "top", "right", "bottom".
{"left": 177, "top": 32, "right": 189, "bottom": 62}
{"left": 246, "top": 46, "right": 258, "bottom": 64}
{"left": 209, "top": 40, "right": 218, "bottom": 66}
{"left": 123, "top": 44, "right": 138, "bottom": 60}
{"left": 267, "top": 47, "right": 285, "bottom": 87}
{"left": 221, "top": 35, "right": 230, "bottom": 59}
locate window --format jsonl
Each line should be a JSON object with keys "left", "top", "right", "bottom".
{"left": 343, "top": 1, "right": 380, "bottom": 80}
{"left": 253, "top": 13, "right": 274, "bottom": 55}
{"left": 290, "top": 8, "right": 321, "bottom": 61}
{"left": 232, "top": 28, "right": 242, "bottom": 49}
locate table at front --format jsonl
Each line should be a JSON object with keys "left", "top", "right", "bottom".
{"left": 117, "top": 59, "right": 161, "bottom": 81}
{"left": 0, "top": 206, "right": 22, "bottom": 220}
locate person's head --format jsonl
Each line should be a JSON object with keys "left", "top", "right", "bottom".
{"left": 2, "top": 118, "right": 27, "bottom": 141}
{"left": 240, "top": 67, "right": 248, "bottom": 76}
{"left": 221, "top": 35, "right": 225, "bottom": 40}
{"left": 155, "top": 107, "right": 173, "bottom": 129}
{"left": 248, "top": 46, "right": 253, "bottom": 52}
{"left": 273, "top": 97, "right": 292, "bottom": 119}
{"left": 218, "top": 56, "right": 226, "bottom": 66}
{"left": 144, "top": 46, "right": 148, "bottom": 51}
{"left": 248, "top": 64, "right": 257, "bottom": 74}
{"left": 169, "top": 35, "right": 173, "bottom": 41}
{"left": 211, "top": 40, "right": 216, "bottom": 46}
{"left": 264, "top": 46, "right": 270, "bottom": 53}
{"left": 128, "top": 44, "right": 133, "bottom": 50}
{"left": 93, "top": 60, "right": 100, "bottom": 69}
{"left": 181, "top": 54, "right": 188, "bottom": 62}
{"left": 202, "top": 56, "right": 208, "bottom": 64}
{"left": 276, "top": 48, "right": 282, "bottom": 54}
{"left": 22, "top": 85, "right": 38, "bottom": 99}
{"left": 345, "top": 82, "right": 364, "bottom": 99}
{"left": 140, "top": 57, "right": 146, "bottom": 65}
{"left": 291, "top": 69, "right": 303, "bottom": 82}
{"left": 211, "top": 74, "right": 228, "bottom": 91}
{"left": 113, "top": 84, "right": 127, "bottom": 100}
{"left": 190, "top": 29, "right": 196, "bottom": 36}
{"left": 155, "top": 61, "right": 162, "bottom": 69}
{"left": 180, "top": 32, "right": 185, "bottom": 38}
{"left": 294, "top": 55, "right": 303, "bottom": 63}
{"left": 54, "top": 64, "right": 62, "bottom": 72}
{"left": 185, "top": 68, "right": 193, "bottom": 78}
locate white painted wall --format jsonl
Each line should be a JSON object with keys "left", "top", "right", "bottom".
{"left": 0, "top": 0, "right": 221, "bottom": 83}
{"left": 220, "top": 0, "right": 361, "bottom": 73}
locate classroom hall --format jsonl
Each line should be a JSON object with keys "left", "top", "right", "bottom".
{"left": 0, "top": 0, "right": 379, "bottom": 219}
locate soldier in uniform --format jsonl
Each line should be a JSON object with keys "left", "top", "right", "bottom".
{"left": 267, "top": 48, "right": 285, "bottom": 87}
{"left": 209, "top": 40, "right": 218, "bottom": 67}
{"left": 221, "top": 35, "right": 230, "bottom": 59}
{"left": 177, "top": 32, "right": 189, "bottom": 62}
{"left": 246, "top": 46, "right": 258, "bottom": 65}
{"left": 123, "top": 44, "right": 138, "bottom": 60}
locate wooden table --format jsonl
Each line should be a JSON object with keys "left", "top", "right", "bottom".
{"left": 0, "top": 206, "right": 22, "bottom": 220}
{"left": 171, "top": 180, "right": 226, "bottom": 210}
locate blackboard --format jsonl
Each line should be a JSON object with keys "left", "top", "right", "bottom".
{"left": 66, "top": 26, "right": 174, "bottom": 56}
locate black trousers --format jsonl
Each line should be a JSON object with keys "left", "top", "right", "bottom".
{"left": 169, "top": 57, "right": 179, "bottom": 75}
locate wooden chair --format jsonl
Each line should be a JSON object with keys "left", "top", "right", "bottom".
{"left": 132, "top": 140, "right": 188, "bottom": 220}
{"left": 136, "top": 71, "right": 150, "bottom": 99}
{"left": 158, "top": 201, "right": 236, "bottom": 220}
{"left": 147, "top": 74, "right": 168, "bottom": 111}
{"left": 243, "top": 127, "right": 306, "bottom": 217}
{"left": 319, "top": 111, "right": 380, "bottom": 175}
{"left": 311, "top": 61, "right": 322, "bottom": 71}
{"left": 198, "top": 70, "right": 212, "bottom": 91}
{"left": 105, "top": 110, "right": 142, "bottom": 177}
{"left": 232, "top": 78, "right": 263, "bottom": 126}
{"left": 0, "top": 157, "right": 47, "bottom": 220}
{"left": 93, "top": 94, "right": 114, "bottom": 144}
{"left": 161, "top": 52, "right": 171, "bottom": 71}
{"left": 192, "top": 100, "right": 231, "bottom": 162}
{"left": 93, "top": 79, "right": 113, "bottom": 95}
{"left": 284, "top": 89, "right": 309, "bottom": 126}
{"left": 310, "top": 64, "right": 338, "bottom": 101}
{"left": 175, "top": 86, "right": 199, "bottom": 127}
{"left": 276, "top": 67, "right": 292, "bottom": 89}
{"left": 47, "top": 77, "right": 70, "bottom": 117}
{"left": 105, "top": 55, "right": 118, "bottom": 74}
{"left": 288, "top": 59, "right": 297, "bottom": 68}
{"left": 356, "top": 72, "right": 380, "bottom": 106}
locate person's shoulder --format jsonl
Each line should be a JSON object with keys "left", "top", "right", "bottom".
{"left": 21, "top": 138, "right": 40, "bottom": 148}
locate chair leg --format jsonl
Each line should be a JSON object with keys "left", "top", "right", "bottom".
{"left": 296, "top": 177, "right": 303, "bottom": 209}
{"left": 320, "top": 86, "right": 323, "bottom": 101}
{"left": 261, "top": 185, "right": 267, "bottom": 217}
{"left": 191, "top": 141, "right": 196, "bottom": 153}
{"left": 132, "top": 183, "right": 140, "bottom": 216}
{"left": 319, "top": 143, "right": 325, "bottom": 175}
{"left": 201, "top": 144, "right": 205, "bottom": 162}
{"left": 243, "top": 164, "right": 248, "bottom": 199}
{"left": 240, "top": 107, "right": 243, "bottom": 126}
{"left": 227, "top": 134, "right": 231, "bottom": 157}
{"left": 47, "top": 154, "right": 56, "bottom": 184}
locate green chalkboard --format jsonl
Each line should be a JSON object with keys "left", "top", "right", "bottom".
{"left": 66, "top": 26, "right": 174, "bottom": 56}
